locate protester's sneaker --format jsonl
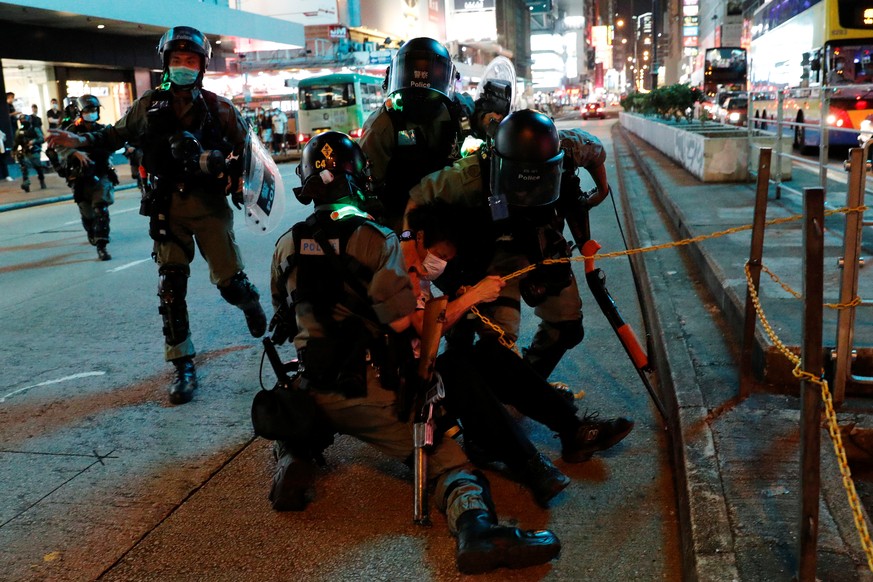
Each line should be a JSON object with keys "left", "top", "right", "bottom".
{"left": 560, "top": 412, "right": 634, "bottom": 463}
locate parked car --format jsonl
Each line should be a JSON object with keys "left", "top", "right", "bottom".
{"left": 719, "top": 96, "right": 748, "bottom": 126}
{"left": 582, "top": 102, "right": 605, "bottom": 120}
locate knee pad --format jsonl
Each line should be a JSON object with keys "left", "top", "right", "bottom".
{"left": 219, "top": 272, "right": 260, "bottom": 307}
{"left": 158, "top": 266, "right": 190, "bottom": 346}
{"left": 92, "top": 205, "right": 110, "bottom": 240}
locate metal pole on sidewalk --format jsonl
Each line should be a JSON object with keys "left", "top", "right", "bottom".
{"left": 775, "top": 90, "right": 784, "bottom": 199}
{"left": 740, "top": 148, "right": 772, "bottom": 395}
{"left": 798, "top": 186, "right": 824, "bottom": 582}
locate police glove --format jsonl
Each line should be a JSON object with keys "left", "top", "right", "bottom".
{"left": 268, "top": 311, "right": 292, "bottom": 345}
{"left": 230, "top": 187, "right": 244, "bottom": 210}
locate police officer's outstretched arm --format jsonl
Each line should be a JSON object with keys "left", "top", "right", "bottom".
{"left": 559, "top": 128, "right": 609, "bottom": 207}
{"left": 47, "top": 97, "right": 146, "bottom": 152}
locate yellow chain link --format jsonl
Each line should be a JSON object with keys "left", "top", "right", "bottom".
{"left": 463, "top": 204, "right": 872, "bottom": 570}
{"left": 745, "top": 263, "right": 873, "bottom": 572}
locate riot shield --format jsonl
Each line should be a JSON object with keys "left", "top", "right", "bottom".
{"left": 242, "top": 129, "right": 286, "bottom": 234}
{"left": 478, "top": 56, "right": 517, "bottom": 113}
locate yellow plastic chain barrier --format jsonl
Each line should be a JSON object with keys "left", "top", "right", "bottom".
{"left": 745, "top": 263, "right": 873, "bottom": 572}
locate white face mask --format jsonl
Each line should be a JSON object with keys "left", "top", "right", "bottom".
{"left": 421, "top": 252, "right": 448, "bottom": 281}
{"left": 82, "top": 112, "right": 99, "bottom": 122}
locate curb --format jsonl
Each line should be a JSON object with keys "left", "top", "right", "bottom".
{"left": 613, "top": 125, "right": 739, "bottom": 582}
{"left": 0, "top": 182, "right": 140, "bottom": 213}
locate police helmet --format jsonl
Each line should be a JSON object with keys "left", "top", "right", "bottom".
{"left": 157, "top": 26, "right": 212, "bottom": 71}
{"left": 77, "top": 95, "right": 101, "bottom": 116}
{"left": 490, "top": 109, "right": 564, "bottom": 208}
{"left": 385, "top": 37, "right": 456, "bottom": 119}
{"left": 294, "top": 131, "right": 370, "bottom": 206}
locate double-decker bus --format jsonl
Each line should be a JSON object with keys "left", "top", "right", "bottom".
{"left": 296, "top": 72, "right": 384, "bottom": 149}
{"left": 749, "top": 0, "right": 873, "bottom": 151}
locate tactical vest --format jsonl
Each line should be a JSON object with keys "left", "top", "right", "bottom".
{"left": 68, "top": 119, "right": 112, "bottom": 171}
{"left": 140, "top": 88, "right": 231, "bottom": 190}
{"left": 381, "top": 103, "right": 464, "bottom": 222}
{"left": 285, "top": 212, "right": 387, "bottom": 396}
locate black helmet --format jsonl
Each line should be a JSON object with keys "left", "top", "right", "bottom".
{"left": 385, "top": 37, "right": 456, "bottom": 120}
{"left": 294, "top": 131, "right": 370, "bottom": 206}
{"left": 158, "top": 26, "right": 212, "bottom": 70}
{"left": 490, "top": 109, "right": 564, "bottom": 207}
{"left": 76, "top": 95, "right": 101, "bottom": 120}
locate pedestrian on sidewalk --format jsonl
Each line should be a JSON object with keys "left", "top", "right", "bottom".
{"left": 30, "top": 104, "right": 43, "bottom": 130}
{"left": 48, "top": 26, "right": 267, "bottom": 405}
{"left": 55, "top": 95, "right": 118, "bottom": 261}
{"left": 0, "top": 128, "right": 11, "bottom": 182}
{"left": 46, "top": 98, "right": 62, "bottom": 131}
{"left": 270, "top": 107, "right": 286, "bottom": 153}
{"left": 12, "top": 114, "right": 45, "bottom": 192}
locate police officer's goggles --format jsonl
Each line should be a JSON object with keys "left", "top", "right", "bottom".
{"left": 490, "top": 149, "right": 565, "bottom": 207}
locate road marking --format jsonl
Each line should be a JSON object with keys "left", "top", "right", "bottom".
{"left": 1, "top": 371, "right": 106, "bottom": 403}
{"left": 106, "top": 258, "right": 151, "bottom": 273}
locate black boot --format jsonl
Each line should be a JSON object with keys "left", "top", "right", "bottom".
{"left": 269, "top": 441, "right": 316, "bottom": 511}
{"left": 455, "top": 509, "right": 562, "bottom": 574}
{"left": 39, "top": 178, "right": 46, "bottom": 190}
{"left": 21, "top": 182, "right": 30, "bottom": 193}
{"left": 560, "top": 411, "right": 634, "bottom": 463}
{"left": 168, "top": 357, "right": 197, "bottom": 405}
{"left": 96, "top": 243, "right": 111, "bottom": 261}
{"left": 521, "top": 453, "right": 570, "bottom": 508}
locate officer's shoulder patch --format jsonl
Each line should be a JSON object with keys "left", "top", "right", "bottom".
{"left": 459, "top": 157, "right": 481, "bottom": 184}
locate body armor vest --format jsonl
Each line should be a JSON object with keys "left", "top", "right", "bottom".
{"left": 141, "top": 88, "right": 231, "bottom": 189}
{"left": 68, "top": 119, "right": 113, "bottom": 172}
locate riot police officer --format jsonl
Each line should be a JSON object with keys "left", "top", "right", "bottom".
{"left": 405, "top": 109, "right": 632, "bottom": 461}
{"left": 48, "top": 26, "right": 267, "bottom": 404}
{"left": 57, "top": 95, "right": 119, "bottom": 260}
{"left": 360, "top": 37, "right": 495, "bottom": 231}
{"left": 268, "top": 131, "right": 561, "bottom": 574}
{"left": 12, "top": 114, "right": 46, "bottom": 192}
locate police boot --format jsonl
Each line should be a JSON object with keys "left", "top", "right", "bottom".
{"left": 39, "top": 178, "right": 46, "bottom": 190}
{"left": 96, "top": 243, "right": 111, "bottom": 261}
{"left": 21, "top": 181, "right": 30, "bottom": 193}
{"left": 521, "top": 453, "right": 570, "bottom": 508}
{"left": 269, "top": 441, "right": 316, "bottom": 512}
{"left": 168, "top": 356, "right": 198, "bottom": 405}
{"left": 455, "top": 509, "right": 562, "bottom": 574}
{"left": 560, "top": 411, "right": 634, "bottom": 463}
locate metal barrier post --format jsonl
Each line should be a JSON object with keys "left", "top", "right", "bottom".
{"left": 833, "top": 147, "right": 868, "bottom": 404}
{"left": 798, "top": 187, "right": 824, "bottom": 582}
{"left": 740, "top": 148, "right": 772, "bottom": 395}
{"left": 820, "top": 89, "right": 829, "bottom": 191}
{"left": 775, "top": 91, "right": 784, "bottom": 199}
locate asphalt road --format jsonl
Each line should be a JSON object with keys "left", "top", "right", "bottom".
{"left": 0, "top": 120, "right": 684, "bottom": 581}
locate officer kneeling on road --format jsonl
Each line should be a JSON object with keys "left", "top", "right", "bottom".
{"left": 52, "top": 95, "right": 119, "bottom": 261}
{"left": 267, "top": 131, "right": 561, "bottom": 575}
{"left": 47, "top": 26, "right": 267, "bottom": 405}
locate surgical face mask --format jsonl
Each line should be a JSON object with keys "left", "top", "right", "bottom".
{"left": 82, "top": 112, "right": 99, "bottom": 123}
{"left": 421, "top": 252, "right": 448, "bottom": 281}
{"left": 168, "top": 66, "right": 200, "bottom": 87}
{"left": 52, "top": 103, "right": 59, "bottom": 110}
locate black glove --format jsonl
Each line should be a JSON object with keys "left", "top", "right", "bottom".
{"left": 268, "top": 310, "right": 294, "bottom": 345}
{"left": 231, "top": 187, "right": 244, "bottom": 210}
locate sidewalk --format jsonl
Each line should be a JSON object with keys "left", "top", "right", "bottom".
{"left": 618, "top": 125, "right": 873, "bottom": 580}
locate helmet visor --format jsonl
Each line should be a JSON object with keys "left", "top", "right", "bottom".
{"left": 491, "top": 150, "right": 564, "bottom": 207}
{"left": 387, "top": 50, "right": 455, "bottom": 100}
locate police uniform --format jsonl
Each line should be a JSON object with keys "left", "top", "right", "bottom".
{"left": 77, "top": 87, "right": 258, "bottom": 361}
{"left": 360, "top": 102, "right": 464, "bottom": 230}
{"left": 409, "top": 128, "right": 606, "bottom": 377}
{"left": 62, "top": 117, "right": 118, "bottom": 257}
{"left": 268, "top": 131, "right": 560, "bottom": 574}
{"left": 12, "top": 121, "right": 45, "bottom": 192}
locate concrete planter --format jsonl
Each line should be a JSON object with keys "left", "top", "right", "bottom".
{"left": 620, "top": 112, "right": 792, "bottom": 182}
